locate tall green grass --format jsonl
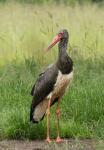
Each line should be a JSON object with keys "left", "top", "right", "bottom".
{"left": 0, "top": 0, "right": 103, "bottom": 5}
{"left": 0, "top": 3, "right": 104, "bottom": 139}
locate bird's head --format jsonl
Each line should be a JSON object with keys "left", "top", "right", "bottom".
{"left": 46, "top": 29, "right": 69, "bottom": 51}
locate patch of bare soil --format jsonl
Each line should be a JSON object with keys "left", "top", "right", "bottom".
{"left": 0, "top": 139, "right": 98, "bottom": 150}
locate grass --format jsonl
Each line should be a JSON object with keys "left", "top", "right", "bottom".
{"left": 0, "top": 0, "right": 104, "bottom": 5}
{"left": 0, "top": 2, "right": 104, "bottom": 140}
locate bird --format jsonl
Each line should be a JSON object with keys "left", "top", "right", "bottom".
{"left": 30, "top": 29, "right": 73, "bottom": 143}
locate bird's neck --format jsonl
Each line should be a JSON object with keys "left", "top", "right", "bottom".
{"left": 57, "top": 38, "right": 73, "bottom": 74}
{"left": 58, "top": 38, "right": 68, "bottom": 57}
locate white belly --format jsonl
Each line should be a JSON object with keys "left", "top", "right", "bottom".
{"left": 52, "top": 70, "right": 73, "bottom": 97}
{"left": 33, "top": 70, "right": 73, "bottom": 122}
{"left": 47, "top": 70, "right": 73, "bottom": 102}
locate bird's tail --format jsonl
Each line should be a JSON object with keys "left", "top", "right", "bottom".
{"left": 30, "top": 97, "right": 58, "bottom": 123}
{"left": 30, "top": 100, "right": 47, "bottom": 123}
{"left": 30, "top": 105, "right": 38, "bottom": 123}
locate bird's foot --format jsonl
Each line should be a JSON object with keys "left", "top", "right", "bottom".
{"left": 46, "top": 137, "right": 51, "bottom": 143}
{"left": 56, "top": 136, "right": 64, "bottom": 143}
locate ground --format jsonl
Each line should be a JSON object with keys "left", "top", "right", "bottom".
{"left": 1, "top": 139, "right": 104, "bottom": 150}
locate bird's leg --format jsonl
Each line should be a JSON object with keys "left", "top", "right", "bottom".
{"left": 56, "top": 96, "right": 63, "bottom": 143}
{"left": 46, "top": 99, "right": 51, "bottom": 143}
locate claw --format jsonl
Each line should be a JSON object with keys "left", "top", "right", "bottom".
{"left": 56, "top": 136, "right": 64, "bottom": 143}
{"left": 46, "top": 137, "right": 51, "bottom": 143}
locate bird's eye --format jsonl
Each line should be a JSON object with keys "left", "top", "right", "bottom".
{"left": 58, "top": 32, "right": 63, "bottom": 38}
{"left": 60, "top": 32, "right": 64, "bottom": 35}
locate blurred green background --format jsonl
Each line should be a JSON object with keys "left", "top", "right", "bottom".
{"left": 0, "top": 0, "right": 103, "bottom": 4}
{"left": 0, "top": 0, "right": 104, "bottom": 140}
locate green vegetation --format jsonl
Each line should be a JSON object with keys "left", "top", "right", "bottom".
{"left": 0, "top": 3, "right": 104, "bottom": 140}
{"left": 0, "top": 0, "right": 104, "bottom": 5}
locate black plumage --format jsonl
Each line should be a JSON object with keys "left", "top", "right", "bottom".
{"left": 30, "top": 29, "right": 73, "bottom": 123}
{"left": 30, "top": 64, "right": 59, "bottom": 122}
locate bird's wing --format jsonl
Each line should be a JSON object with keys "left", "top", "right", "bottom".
{"left": 31, "top": 72, "right": 44, "bottom": 96}
{"left": 31, "top": 64, "right": 58, "bottom": 108}
{"left": 31, "top": 63, "right": 54, "bottom": 96}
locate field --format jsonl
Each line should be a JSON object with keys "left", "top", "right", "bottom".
{"left": 0, "top": 139, "right": 102, "bottom": 150}
{"left": 0, "top": 2, "right": 104, "bottom": 142}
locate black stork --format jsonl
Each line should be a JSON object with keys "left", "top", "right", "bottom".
{"left": 30, "top": 29, "right": 73, "bottom": 143}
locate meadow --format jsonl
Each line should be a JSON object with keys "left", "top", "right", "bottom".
{"left": 0, "top": 2, "right": 104, "bottom": 140}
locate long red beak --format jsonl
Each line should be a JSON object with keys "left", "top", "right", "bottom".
{"left": 46, "top": 34, "right": 62, "bottom": 51}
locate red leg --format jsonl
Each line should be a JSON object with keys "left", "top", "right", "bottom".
{"left": 46, "top": 99, "right": 51, "bottom": 143}
{"left": 56, "top": 97, "right": 63, "bottom": 143}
